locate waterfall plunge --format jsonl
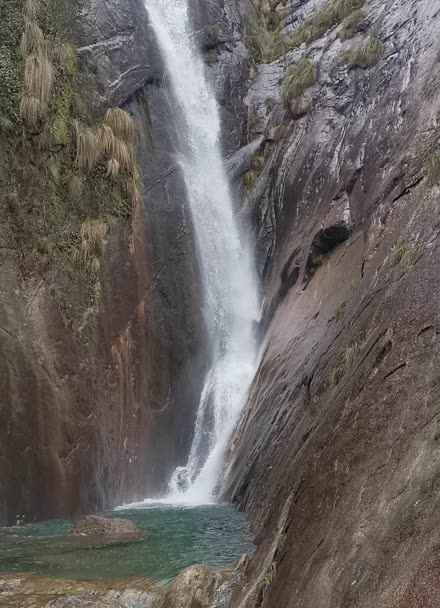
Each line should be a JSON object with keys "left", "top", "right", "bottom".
{"left": 145, "top": 0, "right": 259, "bottom": 505}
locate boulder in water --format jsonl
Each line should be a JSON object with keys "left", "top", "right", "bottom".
{"left": 69, "top": 516, "right": 147, "bottom": 542}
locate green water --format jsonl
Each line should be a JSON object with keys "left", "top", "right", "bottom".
{"left": 0, "top": 504, "right": 254, "bottom": 585}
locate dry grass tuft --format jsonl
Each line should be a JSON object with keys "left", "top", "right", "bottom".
{"left": 88, "top": 257, "right": 101, "bottom": 273}
{"left": 125, "top": 177, "right": 142, "bottom": 208}
{"left": 282, "top": 59, "right": 317, "bottom": 106}
{"left": 24, "top": 52, "right": 53, "bottom": 107}
{"left": 20, "top": 0, "right": 54, "bottom": 125}
{"left": 107, "top": 158, "right": 120, "bottom": 179}
{"left": 113, "top": 138, "right": 131, "bottom": 170}
{"left": 98, "top": 123, "right": 133, "bottom": 170}
{"left": 75, "top": 121, "right": 101, "bottom": 171}
{"left": 66, "top": 174, "right": 83, "bottom": 201}
{"left": 74, "top": 219, "right": 108, "bottom": 268}
{"left": 103, "top": 108, "right": 136, "bottom": 142}
{"left": 20, "top": 94, "right": 42, "bottom": 126}
{"left": 337, "top": 8, "right": 364, "bottom": 40}
{"left": 425, "top": 150, "right": 440, "bottom": 185}
{"left": 98, "top": 124, "right": 116, "bottom": 156}
{"left": 246, "top": 17, "right": 288, "bottom": 63}
{"left": 72, "top": 246, "right": 85, "bottom": 266}
{"left": 25, "top": 0, "right": 40, "bottom": 19}
{"left": 20, "top": 18, "right": 45, "bottom": 56}
{"left": 391, "top": 243, "right": 423, "bottom": 272}
{"left": 80, "top": 218, "right": 108, "bottom": 249}
{"left": 344, "top": 35, "right": 384, "bottom": 68}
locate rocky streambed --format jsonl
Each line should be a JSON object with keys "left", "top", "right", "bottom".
{"left": 0, "top": 564, "right": 242, "bottom": 608}
{"left": 0, "top": 508, "right": 253, "bottom": 607}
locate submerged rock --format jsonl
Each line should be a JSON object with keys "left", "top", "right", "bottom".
{"left": 70, "top": 516, "right": 147, "bottom": 542}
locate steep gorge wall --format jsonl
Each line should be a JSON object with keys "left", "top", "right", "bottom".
{"left": 3, "top": 2, "right": 440, "bottom": 607}
{"left": 0, "top": 0, "right": 157, "bottom": 524}
{"left": 0, "top": 0, "right": 257, "bottom": 525}
{"left": 0, "top": 0, "right": 214, "bottom": 524}
{"left": 219, "top": 0, "right": 440, "bottom": 606}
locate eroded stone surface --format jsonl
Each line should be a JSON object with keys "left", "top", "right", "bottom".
{"left": 0, "top": 565, "right": 235, "bottom": 608}
{"left": 223, "top": 0, "right": 440, "bottom": 607}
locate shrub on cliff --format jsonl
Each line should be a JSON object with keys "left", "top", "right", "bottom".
{"left": 20, "top": 0, "right": 53, "bottom": 125}
{"left": 282, "top": 59, "right": 317, "bottom": 106}
{"left": 242, "top": 154, "right": 265, "bottom": 196}
{"left": 391, "top": 244, "right": 423, "bottom": 272}
{"left": 75, "top": 122, "right": 101, "bottom": 171}
{"left": 425, "top": 150, "right": 440, "bottom": 185}
{"left": 344, "top": 35, "right": 384, "bottom": 68}
{"left": 246, "top": 0, "right": 365, "bottom": 63}
{"left": 337, "top": 8, "right": 364, "bottom": 40}
{"left": 245, "top": 16, "right": 288, "bottom": 63}
{"left": 287, "top": 0, "right": 364, "bottom": 49}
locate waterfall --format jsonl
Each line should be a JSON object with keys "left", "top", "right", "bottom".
{"left": 145, "top": 0, "right": 259, "bottom": 504}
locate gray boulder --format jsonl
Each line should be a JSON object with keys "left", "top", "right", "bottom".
{"left": 70, "top": 515, "right": 147, "bottom": 541}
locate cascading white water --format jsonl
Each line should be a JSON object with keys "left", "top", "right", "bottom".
{"left": 144, "top": 0, "right": 259, "bottom": 504}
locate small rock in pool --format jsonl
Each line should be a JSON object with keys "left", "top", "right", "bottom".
{"left": 69, "top": 515, "right": 147, "bottom": 541}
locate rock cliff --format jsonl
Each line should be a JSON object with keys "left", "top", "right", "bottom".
{"left": 0, "top": 0, "right": 210, "bottom": 524}
{"left": 220, "top": 0, "right": 440, "bottom": 606}
{"left": 2, "top": 0, "right": 440, "bottom": 605}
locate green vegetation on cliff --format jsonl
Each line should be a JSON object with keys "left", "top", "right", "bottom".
{"left": 391, "top": 243, "right": 423, "bottom": 272}
{"left": 425, "top": 149, "right": 440, "bottom": 185}
{"left": 344, "top": 35, "right": 384, "bottom": 68}
{"left": 282, "top": 59, "right": 317, "bottom": 106}
{"left": 246, "top": 0, "right": 365, "bottom": 64}
{"left": 242, "top": 154, "right": 264, "bottom": 196}
{"left": 0, "top": 0, "right": 142, "bottom": 318}
{"left": 337, "top": 8, "right": 364, "bottom": 40}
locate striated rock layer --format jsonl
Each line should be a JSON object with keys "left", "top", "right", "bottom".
{"left": 221, "top": 0, "right": 440, "bottom": 606}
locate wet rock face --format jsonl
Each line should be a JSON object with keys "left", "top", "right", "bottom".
{"left": 0, "top": 0, "right": 252, "bottom": 523}
{"left": 77, "top": 0, "right": 254, "bottom": 497}
{"left": 190, "top": 0, "right": 254, "bottom": 152}
{"left": 222, "top": 0, "right": 440, "bottom": 607}
{"left": 0, "top": 0, "right": 185, "bottom": 523}
{"left": 77, "top": 0, "right": 160, "bottom": 109}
